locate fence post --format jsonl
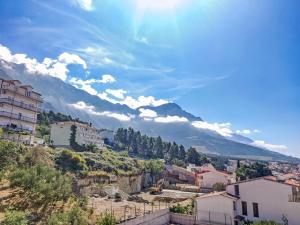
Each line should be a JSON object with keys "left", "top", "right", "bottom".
{"left": 209, "top": 211, "right": 211, "bottom": 222}
{"left": 159, "top": 201, "right": 160, "bottom": 210}
{"left": 135, "top": 205, "right": 137, "bottom": 218}
{"left": 224, "top": 213, "right": 226, "bottom": 225}
{"left": 143, "top": 202, "right": 146, "bottom": 215}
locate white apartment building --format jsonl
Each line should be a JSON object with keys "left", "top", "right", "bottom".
{"left": 0, "top": 78, "right": 42, "bottom": 144}
{"left": 195, "top": 176, "right": 300, "bottom": 225}
{"left": 50, "top": 121, "right": 105, "bottom": 149}
{"left": 196, "top": 170, "right": 234, "bottom": 190}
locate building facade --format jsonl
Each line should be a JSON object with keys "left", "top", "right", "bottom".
{"left": 195, "top": 176, "right": 300, "bottom": 225}
{"left": 50, "top": 121, "right": 105, "bottom": 149}
{"left": 0, "top": 78, "right": 42, "bottom": 144}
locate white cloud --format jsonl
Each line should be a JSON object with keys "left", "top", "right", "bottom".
{"left": 154, "top": 115, "right": 188, "bottom": 123}
{"left": 236, "top": 129, "right": 262, "bottom": 135}
{"left": 69, "top": 101, "right": 132, "bottom": 121}
{"left": 252, "top": 140, "right": 288, "bottom": 152}
{"left": 139, "top": 108, "right": 158, "bottom": 118}
{"left": 105, "top": 89, "right": 127, "bottom": 99}
{"left": 120, "top": 96, "right": 169, "bottom": 109}
{"left": 192, "top": 121, "right": 233, "bottom": 137}
{"left": 99, "top": 74, "right": 116, "bottom": 83}
{"left": 74, "top": 0, "right": 93, "bottom": 11}
{"left": 69, "top": 74, "right": 116, "bottom": 95}
{"left": 58, "top": 52, "right": 87, "bottom": 69}
{"left": 0, "top": 44, "right": 87, "bottom": 81}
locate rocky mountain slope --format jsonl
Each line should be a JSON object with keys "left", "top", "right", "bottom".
{"left": 0, "top": 59, "right": 298, "bottom": 162}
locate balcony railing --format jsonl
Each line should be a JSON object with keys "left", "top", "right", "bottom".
{"left": 0, "top": 111, "right": 37, "bottom": 123}
{"left": 1, "top": 85, "right": 43, "bottom": 102}
{"left": 0, "top": 97, "right": 40, "bottom": 112}
{"left": 289, "top": 194, "right": 300, "bottom": 202}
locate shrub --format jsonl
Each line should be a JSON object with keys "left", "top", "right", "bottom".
{"left": 9, "top": 165, "right": 72, "bottom": 204}
{"left": 251, "top": 221, "right": 281, "bottom": 225}
{"left": 96, "top": 212, "right": 117, "bottom": 225}
{"left": 56, "top": 149, "right": 87, "bottom": 172}
{"left": 2, "top": 209, "right": 28, "bottom": 225}
{"left": 47, "top": 205, "right": 88, "bottom": 225}
{"left": 213, "top": 182, "right": 225, "bottom": 192}
{"left": 170, "top": 203, "right": 193, "bottom": 215}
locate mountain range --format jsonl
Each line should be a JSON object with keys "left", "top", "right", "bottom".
{"left": 0, "top": 59, "right": 298, "bottom": 163}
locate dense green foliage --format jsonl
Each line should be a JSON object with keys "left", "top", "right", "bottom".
{"left": 96, "top": 212, "right": 117, "bottom": 225}
{"left": 9, "top": 165, "right": 72, "bottom": 204}
{"left": 0, "top": 141, "right": 26, "bottom": 175}
{"left": 114, "top": 128, "right": 208, "bottom": 166}
{"left": 169, "top": 203, "right": 194, "bottom": 215}
{"left": 56, "top": 149, "right": 87, "bottom": 172}
{"left": 81, "top": 149, "right": 145, "bottom": 175}
{"left": 2, "top": 209, "right": 28, "bottom": 225}
{"left": 144, "top": 160, "right": 165, "bottom": 184}
{"left": 236, "top": 162, "right": 272, "bottom": 180}
{"left": 47, "top": 205, "right": 88, "bottom": 225}
{"left": 212, "top": 182, "right": 226, "bottom": 191}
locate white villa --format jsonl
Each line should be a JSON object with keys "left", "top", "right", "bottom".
{"left": 195, "top": 176, "right": 300, "bottom": 225}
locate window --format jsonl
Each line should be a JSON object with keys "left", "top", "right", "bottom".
{"left": 234, "top": 184, "right": 240, "bottom": 196}
{"left": 253, "top": 202, "right": 259, "bottom": 218}
{"left": 242, "top": 201, "right": 247, "bottom": 216}
{"left": 233, "top": 201, "right": 236, "bottom": 211}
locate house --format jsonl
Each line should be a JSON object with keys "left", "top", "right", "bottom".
{"left": 50, "top": 121, "right": 105, "bottom": 149}
{"left": 195, "top": 176, "right": 300, "bottom": 225}
{"left": 98, "top": 128, "right": 114, "bottom": 144}
{"left": 195, "top": 169, "right": 233, "bottom": 190}
{"left": 0, "top": 78, "right": 42, "bottom": 144}
{"left": 164, "top": 165, "right": 196, "bottom": 185}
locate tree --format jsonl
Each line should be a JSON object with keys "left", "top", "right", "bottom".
{"left": 178, "top": 145, "right": 186, "bottom": 161}
{"left": 155, "top": 136, "right": 164, "bottom": 159}
{"left": 186, "top": 148, "right": 201, "bottom": 165}
{"left": 2, "top": 209, "right": 28, "bottom": 225}
{"left": 56, "top": 149, "right": 87, "bottom": 172}
{"left": 212, "top": 182, "right": 225, "bottom": 191}
{"left": 236, "top": 162, "right": 272, "bottom": 180}
{"left": 170, "top": 142, "right": 179, "bottom": 161}
{"left": 145, "top": 160, "right": 165, "bottom": 185}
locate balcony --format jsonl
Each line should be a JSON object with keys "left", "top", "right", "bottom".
{"left": 1, "top": 85, "right": 43, "bottom": 102}
{"left": 0, "top": 111, "right": 37, "bottom": 123}
{"left": 0, "top": 97, "right": 40, "bottom": 112}
{"left": 289, "top": 193, "right": 300, "bottom": 202}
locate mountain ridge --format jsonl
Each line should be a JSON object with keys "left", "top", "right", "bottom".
{"left": 0, "top": 59, "right": 298, "bottom": 163}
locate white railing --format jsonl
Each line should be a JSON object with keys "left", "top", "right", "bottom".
{"left": 0, "top": 111, "right": 36, "bottom": 123}
{"left": 0, "top": 97, "right": 39, "bottom": 111}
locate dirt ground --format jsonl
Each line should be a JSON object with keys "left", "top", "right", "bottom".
{"left": 87, "top": 189, "right": 201, "bottom": 223}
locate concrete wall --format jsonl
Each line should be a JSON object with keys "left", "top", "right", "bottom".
{"left": 227, "top": 179, "right": 300, "bottom": 225}
{"left": 119, "top": 209, "right": 169, "bottom": 225}
{"left": 170, "top": 213, "right": 195, "bottom": 225}
{"left": 196, "top": 195, "right": 235, "bottom": 225}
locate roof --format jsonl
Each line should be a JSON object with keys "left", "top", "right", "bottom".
{"left": 228, "top": 176, "right": 300, "bottom": 188}
{"left": 196, "top": 170, "right": 230, "bottom": 176}
{"left": 197, "top": 191, "right": 239, "bottom": 200}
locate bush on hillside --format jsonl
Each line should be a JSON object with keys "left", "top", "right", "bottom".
{"left": 9, "top": 165, "right": 72, "bottom": 205}
{"left": 2, "top": 209, "right": 28, "bottom": 225}
{"left": 56, "top": 149, "right": 87, "bottom": 172}
{"left": 96, "top": 212, "right": 117, "bottom": 225}
{"left": 46, "top": 205, "right": 88, "bottom": 225}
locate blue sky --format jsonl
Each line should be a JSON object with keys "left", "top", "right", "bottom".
{"left": 0, "top": 0, "right": 299, "bottom": 157}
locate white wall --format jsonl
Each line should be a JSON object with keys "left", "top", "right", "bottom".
{"left": 196, "top": 195, "right": 235, "bottom": 225}
{"left": 200, "top": 171, "right": 230, "bottom": 188}
{"left": 50, "top": 123, "right": 72, "bottom": 146}
{"left": 227, "top": 179, "right": 300, "bottom": 225}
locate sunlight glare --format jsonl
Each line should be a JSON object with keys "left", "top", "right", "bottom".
{"left": 135, "top": 0, "right": 187, "bottom": 12}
